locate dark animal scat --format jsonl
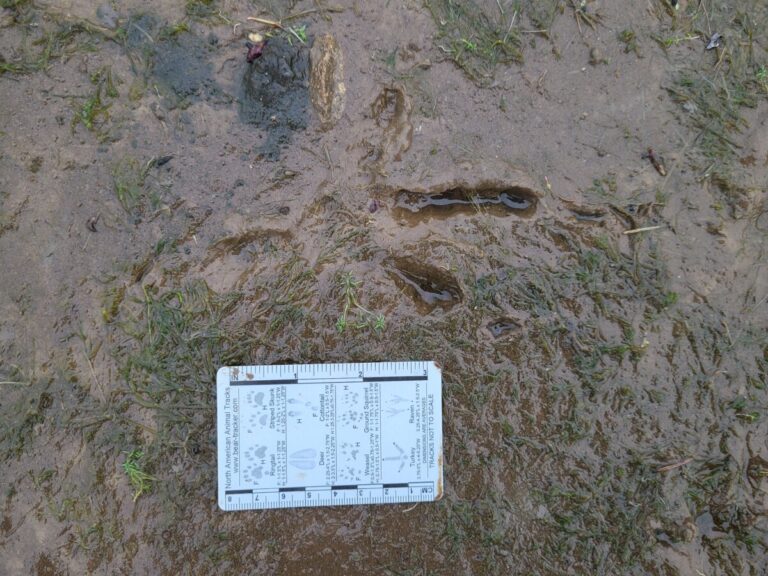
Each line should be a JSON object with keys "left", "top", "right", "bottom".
{"left": 240, "top": 37, "right": 309, "bottom": 160}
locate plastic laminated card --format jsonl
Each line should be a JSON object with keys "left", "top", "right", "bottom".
{"left": 216, "top": 361, "right": 443, "bottom": 510}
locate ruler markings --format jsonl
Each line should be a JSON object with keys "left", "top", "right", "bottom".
{"left": 237, "top": 387, "right": 241, "bottom": 487}
{"left": 217, "top": 361, "right": 442, "bottom": 511}
{"left": 230, "top": 379, "right": 298, "bottom": 386}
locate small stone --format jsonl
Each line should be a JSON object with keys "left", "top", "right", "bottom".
{"left": 589, "top": 47, "right": 607, "bottom": 66}
{"left": 706, "top": 32, "right": 722, "bottom": 50}
{"left": 309, "top": 34, "right": 346, "bottom": 129}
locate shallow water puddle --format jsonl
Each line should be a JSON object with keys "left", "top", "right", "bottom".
{"left": 387, "top": 259, "right": 462, "bottom": 312}
{"left": 394, "top": 186, "right": 537, "bottom": 224}
{"left": 568, "top": 206, "right": 608, "bottom": 223}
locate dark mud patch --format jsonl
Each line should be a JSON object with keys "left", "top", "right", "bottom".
{"left": 394, "top": 184, "right": 538, "bottom": 224}
{"left": 387, "top": 258, "right": 462, "bottom": 312}
{"left": 152, "top": 33, "right": 224, "bottom": 109}
{"left": 122, "top": 14, "right": 226, "bottom": 110}
{"left": 240, "top": 36, "right": 309, "bottom": 161}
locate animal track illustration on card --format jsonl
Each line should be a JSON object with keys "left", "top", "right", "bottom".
{"left": 217, "top": 362, "right": 443, "bottom": 510}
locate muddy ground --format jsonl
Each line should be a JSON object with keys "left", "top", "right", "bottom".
{"left": 1, "top": 0, "right": 767, "bottom": 574}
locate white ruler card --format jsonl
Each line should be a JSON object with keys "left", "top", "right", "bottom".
{"left": 216, "top": 361, "right": 443, "bottom": 511}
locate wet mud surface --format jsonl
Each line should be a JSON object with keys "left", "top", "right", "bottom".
{"left": 1, "top": 1, "right": 767, "bottom": 575}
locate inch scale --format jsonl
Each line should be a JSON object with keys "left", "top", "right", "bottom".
{"left": 217, "top": 361, "right": 443, "bottom": 511}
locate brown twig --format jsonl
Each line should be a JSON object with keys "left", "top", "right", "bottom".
{"left": 247, "top": 16, "right": 283, "bottom": 28}
{"left": 657, "top": 458, "right": 693, "bottom": 472}
{"left": 624, "top": 225, "right": 664, "bottom": 235}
